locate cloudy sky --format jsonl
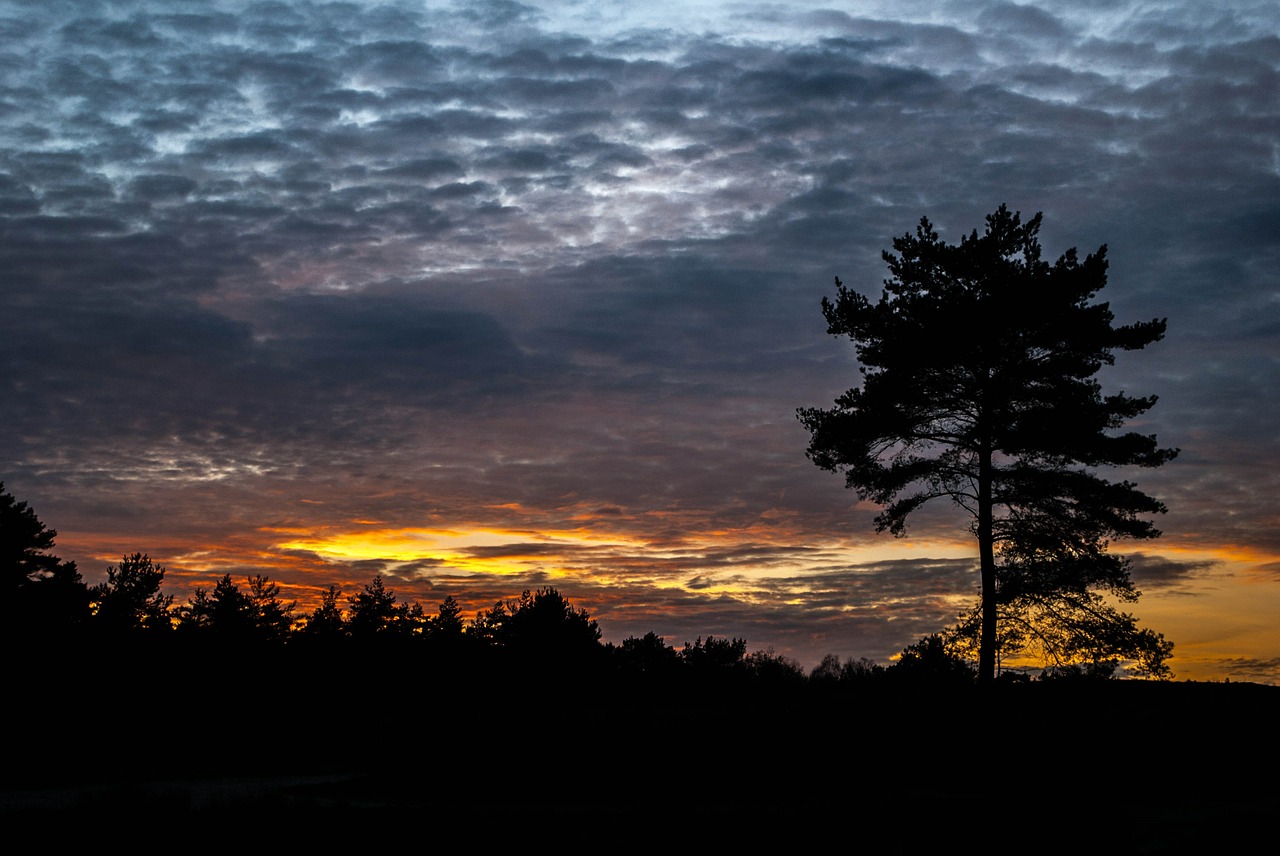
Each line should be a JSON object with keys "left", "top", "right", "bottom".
{"left": 2, "top": 0, "right": 1277, "bottom": 681}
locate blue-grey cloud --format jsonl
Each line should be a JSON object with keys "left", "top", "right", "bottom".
{"left": 1, "top": 0, "right": 1277, "bottom": 678}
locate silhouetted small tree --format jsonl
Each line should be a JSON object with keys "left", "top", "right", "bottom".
{"left": 246, "top": 574, "right": 296, "bottom": 643}
{"left": 467, "top": 599, "right": 509, "bottom": 646}
{"left": 614, "top": 631, "right": 681, "bottom": 675}
{"left": 178, "top": 574, "right": 293, "bottom": 643}
{"left": 810, "top": 653, "right": 841, "bottom": 682}
{"left": 299, "top": 584, "right": 347, "bottom": 638}
{"left": 503, "top": 587, "right": 602, "bottom": 657}
{"left": 178, "top": 576, "right": 250, "bottom": 648}
{"left": 90, "top": 553, "right": 174, "bottom": 635}
{"left": 347, "top": 575, "right": 397, "bottom": 637}
{"left": 1, "top": 482, "right": 62, "bottom": 591}
{"left": 840, "top": 656, "right": 887, "bottom": 683}
{"left": 892, "top": 634, "right": 975, "bottom": 685}
{"left": 809, "top": 653, "right": 889, "bottom": 685}
{"left": 681, "top": 636, "right": 748, "bottom": 671}
{"left": 347, "top": 575, "right": 423, "bottom": 640}
{"left": 426, "top": 595, "right": 465, "bottom": 639}
{"left": 744, "top": 648, "right": 806, "bottom": 685}
{"left": 0, "top": 482, "right": 88, "bottom": 639}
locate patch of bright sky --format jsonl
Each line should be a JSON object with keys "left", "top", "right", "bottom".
{"left": 276, "top": 524, "right": 632, "bottom": 556}
{"left": 527, "top": 0, "right": 950, "bottom": 42}
{"left": 275, "top": 524, "right": 641, "bottom": 577}
{"left": 1134, "top": 551, "right": 1280, "bottom": 683}
{"left": 273, "top": 521, "right": 979, "bottom": 583}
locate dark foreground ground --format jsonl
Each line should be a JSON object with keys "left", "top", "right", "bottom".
{"left": 4, "top": 674, "right": 1277, "bottom": 852}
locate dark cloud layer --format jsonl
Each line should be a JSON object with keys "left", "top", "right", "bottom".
{"left": 2, "top": 1, "right": 1277, "bottom": 677}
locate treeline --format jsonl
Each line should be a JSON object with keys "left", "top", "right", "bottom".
{"left": 11, "top": 480, "right": 978, "bottom": 789}
{"left": 8, "top": 554, "right": 988, "bottom": 800}
{"left": 15, "top": 548, "right": 935, "bottom": 687}
{"left": 5, "top": 481, "right": 1113, "bottom": 691}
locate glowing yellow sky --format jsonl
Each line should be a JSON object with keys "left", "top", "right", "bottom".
{"left": 273, "top": 524, "right": 646, "bottom": 577}
{"left": 271, "top": 521, "right": 976, "bottom": 577}
{"left": 56, "top": 511, "right": 1280, "bottom": 684}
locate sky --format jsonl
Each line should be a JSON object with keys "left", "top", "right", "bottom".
{"left": 2, "top": 0, "right": 1277, "bottom": 682}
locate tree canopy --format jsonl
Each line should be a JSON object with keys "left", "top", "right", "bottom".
{"left": 178, "top": 573, "right": 296, "bottom": 643}
{"left": 1, "top": 481, "right": 87, "bottom": 638}
{"left": 90, "top": 553, "right": 174, "bottom": 635}
{"left": 471, "top": 586, "right": 603, "bottom": 662}
{"left": 798, "top": 205, "right": 1177, "bottom": 682}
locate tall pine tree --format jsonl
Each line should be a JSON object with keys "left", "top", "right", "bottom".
{"left": 798, "top": 205, "right": 1177, "bottom": 682}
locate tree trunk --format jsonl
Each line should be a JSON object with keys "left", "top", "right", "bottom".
{"left": 977, "top": 444, "right": 997, "bottom": 683}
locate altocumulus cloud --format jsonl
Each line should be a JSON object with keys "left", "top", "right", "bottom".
{"left": 1, "top": 0, "right": 1278, "bottom": 677}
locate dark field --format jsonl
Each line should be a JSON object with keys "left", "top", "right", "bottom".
{"left": 4, "top": 670, "right": 1276, "bottom": 852}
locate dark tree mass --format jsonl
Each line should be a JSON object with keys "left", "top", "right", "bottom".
{"left": 798, "top": 205, "right": 1177, "bottom": 682}
{"left": 0, "top": 481, "right": 87, "bottom": 640}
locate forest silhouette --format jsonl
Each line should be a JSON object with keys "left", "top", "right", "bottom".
{"left": 3, "top": 482, "right": 1278, "bottom": 851}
